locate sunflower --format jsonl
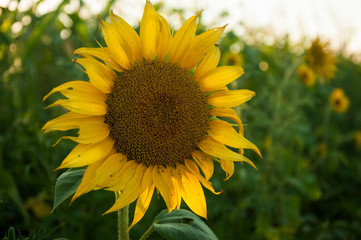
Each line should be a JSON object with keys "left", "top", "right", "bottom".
{"left": 43, "top": 0, "right": 260, "bottom": 229}
{"left": 222, "top": 52, "right": 244, "bottom": 67}
{"left": 297, "top": 64, "right": 315, "bottom": 87}
{"left": 329, "top": 88, "right": 350, "bottom": 113}
{"left": 306, "top": 37, "right": 337, "bottom": 79}
{"left": 355, "top": 131, "right": 361, "bottom": 149}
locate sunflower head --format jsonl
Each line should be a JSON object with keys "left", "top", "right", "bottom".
{"left": 297, "top": 64, "right": 316, "bottom": 87}
{"left": 306, "top": 37, "right": 337, "bottom": 79}
{"left": 329, "top": 88, "right": 350, "bottom": 113}
{"left": 222, "top": 52, "right": 244, "bottom": 66}
{"left": 318, "top": 142, "right": 327, "bottom": 157}
{"left": 355, "top": 131, "right": 361, "bottom": 149}
{"left": 43, "top": 0, "right": 260, "bottom": 229}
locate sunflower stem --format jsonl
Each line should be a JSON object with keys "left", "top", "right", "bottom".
{"left": 139, "top": 224, "right": 155, "bottom": 240}
{"left": 115, "top": 192, "right": 129, "bottom": 240}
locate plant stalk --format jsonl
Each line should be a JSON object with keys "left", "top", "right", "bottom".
{"left": 139, "top": 224, "right": 155, "bottom": 240}
{"left": 115, "top": 192, "right": 129, "bottom": 240}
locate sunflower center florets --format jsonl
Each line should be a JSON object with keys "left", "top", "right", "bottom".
{"left": 105, "top": 60, "right": 209, "bottom": 166}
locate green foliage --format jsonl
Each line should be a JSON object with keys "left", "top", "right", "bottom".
{"left": 147, "top": 209, "right": 218, "bottom": 240}
{"left": 1, "top": 1, "right": 361, "bottom": 240}
{"left": 52, "top": 168, "right": 85, "bottom": 212}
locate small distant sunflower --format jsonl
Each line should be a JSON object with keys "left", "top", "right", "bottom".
{"left": 43, "top": 0, "right": 260, "bottom": 228}
{"left": 318, "top": 143, "right": 327, "bottom": 157}
{"left": 329, "top": 88, "right": 350, "bottom": 113}
{"left": 222, "top": 52, "right": 244, "bottom": 66}
{"left": 355, "top": 131, "right": 361, "bottom": 149}
{"left": 297, "top": 64, "right": 315, "bottom": 87}
{"left": 306, "top": 37, "right": 337, "bottom": 79}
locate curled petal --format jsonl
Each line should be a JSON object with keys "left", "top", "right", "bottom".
{"left": 220, "top": 159, "right": 235, "bottom": 181}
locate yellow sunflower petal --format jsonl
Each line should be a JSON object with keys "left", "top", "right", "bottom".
{"left": 73, "top": 47, "right": 122, "bottom": 72}
{"left": 220, "top": 159, "right": 234, "bottom": 181}
{"left": 197, "top": 137, "right": 257, "bottom": 169}
{"left": 43, "top": 80, "right": 106, "bottom": 102}
{"left": 52, "top": 117, "right": 110, "bottom": 145}
{"left": 104, "top": 160, "right": 138, "bottom": 191}
{"left": 169, "top": 11, "right": 201, "bottom": 64}
{"left": 42, "top": 112, "right": 93, "bottom": 133}
{"left": 101, "top": 20, "right": 132, "bottom": 70}
{"left": 179, "top": 25, "right": 226, "bottom": 70}
{"left": 169, "top": 167, "right": 182, "bottom": 209}
{"left": 71, "top": 152, "right": 125, "bottom": 204}
{"left": 194, "top": 46, "right": 221, "bottom": 79}
{"left": 55, "top": 137, "right": 114, "bottom": 170}
{"left": 175, "top": 164, "right": 207, "bottom": 219}
{"left": 110, "top": 10, "right": 142, "bottom": 62}
{"left": 71, "top": 159, "right": 105, "bottom": 204}
{"left": 184, "top": 159, "right": 220, "bottom": 195}
{"left": 103, "top": 164, "right": 146, "bottom": 214}
{"left": 207, "top": 89, "right": 255, "bottom": 108}
{"left": 86, "top": 153, "right": 127, "bottom": 191}
{"left": 191, "top": 150, "right": 214, "bottom": 180}
{"left": 209, "top": 107, "right": 244, "bottom": 134}
{"left": 75, "top": 58, "right": 115, "bottom": 94}
{"left": 153, "top": 165, "right": 177, "bottom": 212}
{"left": 198, "top": 66, "right": 244, "bottom": 89}
{"left": 208, "top": 120, "right": 261, "bottom": 157}
{"left": 156, "top": 14, "right": 171, "bottom": 61}
{"left": 140, "top": 0, "right": 158, "bottom": 61}
{"left": 129, "top": 166, "right": 155, "bottom": 230}
{"left": 45, "top": 99, "right": 107, "bottom": 116}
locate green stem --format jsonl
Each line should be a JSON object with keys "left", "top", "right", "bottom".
{"left": 139, "top": 224, "right": 155, "bottom": 240}
{"left": 115, "top": 192, "right": 129, "bottom": 240}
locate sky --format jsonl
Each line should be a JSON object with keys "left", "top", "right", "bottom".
{"left": 2, "top": 0, "right": 361, "bottom": 56}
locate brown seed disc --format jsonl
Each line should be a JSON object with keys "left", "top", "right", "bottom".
{"left": 105, "top": 60, "right": 209, "bottom": 166}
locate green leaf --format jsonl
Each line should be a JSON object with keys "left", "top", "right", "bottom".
{"left": 52, "top": 168, "right": 85, "bottom": 212}
{"left": 152, "top": 209, "right": 218, "bottom": 240}
{"left": 7, "top": 227, "right": 15, "bottom": 240}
